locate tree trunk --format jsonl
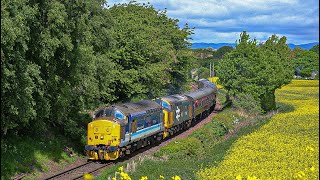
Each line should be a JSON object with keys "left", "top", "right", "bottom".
{"left": 260, "top": 89, "right": 276, "bottom": 112}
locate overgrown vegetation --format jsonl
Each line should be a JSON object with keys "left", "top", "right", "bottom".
{"left": 1, "top": 133, "right": 81, "bottom": 180}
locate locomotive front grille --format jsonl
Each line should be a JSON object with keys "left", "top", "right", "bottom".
{"left": 87, "top": 119, "right": 121, "bottom": 160}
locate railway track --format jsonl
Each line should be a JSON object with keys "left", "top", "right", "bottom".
{"left": 43, "top": 161, "right": 114, "bottom": 180}
{"left": 42, "top": 102, "right": 223, "bottom": 180}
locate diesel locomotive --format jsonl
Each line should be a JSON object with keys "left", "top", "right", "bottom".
{"left": 85, "top": 79, "right": 217, "bottom": 161}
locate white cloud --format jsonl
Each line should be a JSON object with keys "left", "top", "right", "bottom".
{"left": 107, "top": 0, "right": 319, "bottom": 44}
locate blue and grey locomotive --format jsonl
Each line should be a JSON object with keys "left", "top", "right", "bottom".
{"left": 86, "top": 79, "right": 217, "bottom": 161}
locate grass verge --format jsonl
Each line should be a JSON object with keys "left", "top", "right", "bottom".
{"left": 96, "top": 106, "right": 272, "bottom": 180}
{"left": 1, "top": 133, "right": 85, "bottom": 179}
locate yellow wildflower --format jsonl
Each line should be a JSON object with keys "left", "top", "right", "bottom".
{"left": 83, "top": 173, "right": 94, "bottom": 180}
{"left": 236, "top": 175, "right": 242, "bottom": 180}
{"left": 118, "top": 166, "right": 124, "bottom": 172}
{"left": 140, "top": 176, "right": 148, "bottom": 180}
{"left": 172, "top": 175, "right": 181, "bottom": 180}
{"left": 247, "top": 175, "right": 260, "bottom": 180}
{"left": 294, "top": 171, "right": 306, "bottom": 179}
{"left": 160, "top": 175, "right": 165, "bottom": 179}
{"left": 310, "top": 166, "right": 315, "bottom": 172}
{"left": 120, "top": 172, "right": 132, "bottom": 180}
{"left": 306, "top": 146, "right": 315, "bottom": 152}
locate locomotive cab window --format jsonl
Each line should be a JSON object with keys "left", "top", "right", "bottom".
{"left": 162, "top": 101, "right": 171, "bottom": 110}
{"left": 94, "top": 109, "right": 104, "bottom": 119}
{"left": 104, "top": 108, "right": 113, "bottom": 117}
{"left": 115, "top": 110, "right": 125, "bottom": 120}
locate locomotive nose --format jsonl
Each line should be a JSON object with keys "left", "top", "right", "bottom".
{"left": 86, "top": 119, "right": 121, "bottom": 160}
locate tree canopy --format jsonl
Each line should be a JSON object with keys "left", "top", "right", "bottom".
{"left": 291, "top": 46, "right": 319, "bottom": 78}
{"left": 216, "top": 32, "right": 293, "bottom": 112}
{"left": 1, "top": 1, "right": 194, "bottom": 137}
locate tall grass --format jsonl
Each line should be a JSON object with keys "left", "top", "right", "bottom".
{"left": 1, "top": 134, "right": 82, "bottom": 179}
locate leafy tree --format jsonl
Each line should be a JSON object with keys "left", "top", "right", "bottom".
{"left": 310, "top": 44, "right": 319, "bottom": 54}
{"left": 213, "top": 46, "right": 234, "bottom": 59}
{"left": 1, "top": 0, "right": 45, "bottom": 135}
{"left": 1, "top": 0, "right": 115, "bottom": 137}
{"left": 291, "top": 47, "right": 319, "bottom": 77}
{"left": 1, "top": 0, "right": 195, "bottom": 139}
{"left": 216, "top": 32, "right": 293, "bottom": 112}
{"left": 109, "top": 2, "right": 194, "bottom": 100}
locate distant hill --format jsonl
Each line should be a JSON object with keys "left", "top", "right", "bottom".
{"left": 191, "top": 43, "right": 236, "bottom": 49}
{"left": 287, "top": 42, "right": 319, "bottom": 50}
{"left": 191, "top": 42, "right": 319, "bottom": 50}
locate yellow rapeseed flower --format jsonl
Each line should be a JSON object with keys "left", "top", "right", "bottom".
{"left": 160, "top": 175, "right": 165, "bottom": 179}
{"left": 310, "top": 166, "right": 315, "bottom": 172}
{"left": 294, "top": 171, "right": 306, "bottom": 179}
{"left": 120, "top": 172, "right": 132, "bottom": 180}
{"left": 247, "top": 175, "right": 260, "bottom": 180}
{"left": 196, "top": 80, "right": 319, "bottom": 179}
{"left": 235, "top": 175, "right": 242, "bottom": 180}
{"left": 83, "top": 173, "right": 94, "bottom": 180}
{"left": 172, "top": 175, "right": 181, "bottom": 180}
{"left": 139, "top": 176, "right": 148, "bottom": 180}
{"left": 306, "top": 146, "right": 315, "bottom": 152}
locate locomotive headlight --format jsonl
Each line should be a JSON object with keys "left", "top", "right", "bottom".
{"left": 100, "top": 135, "right": 104, "bottom": 140}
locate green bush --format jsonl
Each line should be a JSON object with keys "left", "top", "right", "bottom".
{"left": 154, "top": 137, "right": 204, "bottom": 160}
{"left": 192, "top": 121, "right": 228, "bottom": 142}
{"left": 232, "top": 93, "right": 263, "bottom": 115}
{"left": 299, "top": 67, "right": 313, "bottom": 77}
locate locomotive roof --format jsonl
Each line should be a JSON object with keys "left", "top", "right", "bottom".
{"left": 113, "top": 100, "right": 161, "bottom": 115}
{"left": 185, "top": 87, "right": 215, "bottom": 100}
{"left": 199, "top": 79, "right": 217, "bottom": 89}
{"left": 159, "top": 94, "right": 190, "bottom": 104}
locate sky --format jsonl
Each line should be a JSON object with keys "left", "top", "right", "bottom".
{"left": 107, "top": 0, "right": 319, "bottom": 44}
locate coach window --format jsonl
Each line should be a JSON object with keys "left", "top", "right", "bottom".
{"left": 115, "top": 110, "right": 125, "bottom": 120}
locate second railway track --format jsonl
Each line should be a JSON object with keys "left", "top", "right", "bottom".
{"left": 43, "top": 161, "right": 114, "bottom": 180}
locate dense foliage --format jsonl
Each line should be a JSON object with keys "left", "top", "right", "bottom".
{"left": 192, "top": 46, "right": 234, "bottom": 79}
{"left": 1, "top": 1, "right": 193, "bottom": 140}
{"left": 310, "top": 44, "right": 319, "bottom": 54}
{"left": 108, "top": 2, "right": 194, "bottom": 99}
{"left": 291, "top": 46, "right": 319, "bottom": 78}
{"left": 216, "top": 32, "right": 293, "bottom": 112}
